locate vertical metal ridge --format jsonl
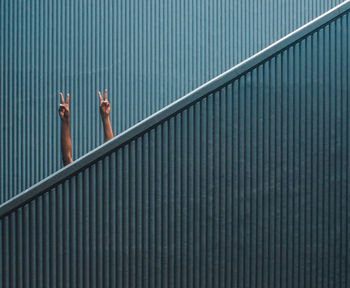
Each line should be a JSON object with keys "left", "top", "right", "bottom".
{"left": 0, "top": 0, "right": 4, "bottom": 202}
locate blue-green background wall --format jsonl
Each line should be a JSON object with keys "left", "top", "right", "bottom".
{"left": 1, "top": 3, "right": 349, "bottom": 287}
{"left": 0, "top": 0, "right": 345, "bottom": 201}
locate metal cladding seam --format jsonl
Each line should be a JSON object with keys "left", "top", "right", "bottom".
{"left": 1, "top": 2, "right": 350, "bottom": 287}
{"left": 0, "top": 0, "right": 346, "bottom": 203}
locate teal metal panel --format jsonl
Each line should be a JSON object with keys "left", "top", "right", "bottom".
{"left": 1, "top": 2, "right": 350, "bottom": 287}
{"left": 0, "top": 0, "right": 346, "bottom": 202}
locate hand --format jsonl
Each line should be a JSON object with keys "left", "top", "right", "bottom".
{"left": 99, "top": 89, "right": 111, "bottom": 120}
{"left": 59, "top": 92, "right": 70, "bottom": 122}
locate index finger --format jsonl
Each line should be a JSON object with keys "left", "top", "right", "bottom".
{"left": 60, "top": 92, "right": 65, "bottom": 104}
{"left": 66, "top": 93, "right": 70, "bottom": 105}
{"left": 104, "top": 89, "right": 107, "bottom": 101}
{"left": 98, "top": 91, "right": 103, "bottom": 104}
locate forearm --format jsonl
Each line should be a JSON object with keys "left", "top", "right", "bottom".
{"left": 61, "top": 120, "right": 73, "bottom": 166}
{"left": 102, "top": 116, "right": 114, "bottom": 142}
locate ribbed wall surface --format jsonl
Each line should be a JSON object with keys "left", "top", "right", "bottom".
{"left": 1, "top": 6, "right": 350, "bottom": 287}
{"left": 0, "top": 0, "right": 346, "bottom": 202}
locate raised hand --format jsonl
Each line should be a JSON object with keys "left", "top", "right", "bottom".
{"left": 59, "top": 92, "right": 70, "bottom": 122}
{"left": 98, "top": 89, "right": 111, "bottom": 119}
{"left": 98, "top": 89, "right": 114, "bottom": 142}
{"left": 58, "top": 92, "right": 72, "bottom": 166}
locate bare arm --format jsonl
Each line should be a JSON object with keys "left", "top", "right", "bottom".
{"left": 59, "top": 92, "right": 73, "bottom": 166}
{"left": 99, "top": 89, "right": 114, "bottom": 142}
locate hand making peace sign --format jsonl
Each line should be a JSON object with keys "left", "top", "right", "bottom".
{"left": 98, "top": 89, "right": 111, "bottom": 119}
{"left": 59, "top": 92, "right": 70, "bottom": 121}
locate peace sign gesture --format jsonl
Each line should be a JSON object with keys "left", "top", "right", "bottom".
{"left": 59, "top": 92, "right": 70, "bottom": 121}
{"left": 98, "top": 89, "right": 111, "bottom": 120}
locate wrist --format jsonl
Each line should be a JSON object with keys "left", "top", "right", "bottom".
{"left": 101, "top": 115, "right": 110, "bottom": 123}
{"left": 61, "top": 117, "right": 70, "bottom": 125}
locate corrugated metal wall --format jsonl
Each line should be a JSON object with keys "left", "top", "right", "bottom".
{"left": 0, "top": 0, "right": 346, "bottom": 202}
{"left": 1, "top": 4, "right": 349, "bottom": 287}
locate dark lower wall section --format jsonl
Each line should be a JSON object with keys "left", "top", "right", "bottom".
{"left": 0, "top": 0, "right": 345, "bottom": 203}
{"left": 1, "top": 8, "right": 350, "bottom": 288}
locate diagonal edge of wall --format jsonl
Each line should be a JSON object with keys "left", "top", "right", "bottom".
{"left": 1, "top": 0, "right": 350, "bottom": 218}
